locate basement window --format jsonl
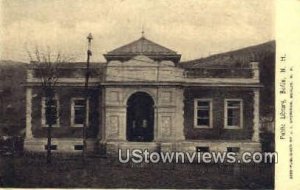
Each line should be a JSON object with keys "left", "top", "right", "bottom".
{"left": 196, "top": 146, "right": 210, "bottom": 152}
{"left": 227, "top": 147, "right": 240, "bottom": 153}
{"left": 74, "top": 145, "right": 84, "bottom": 150}
{"left": 44, "top": 145, "right": 57, "bottom": 150}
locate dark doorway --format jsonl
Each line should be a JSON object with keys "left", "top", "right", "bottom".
{"left": 127, "top": 92, "right": 154, "bottom": 142}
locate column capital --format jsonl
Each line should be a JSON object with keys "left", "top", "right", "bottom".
{"left": 250, "top": 62, "right": 260, "bottom": 80}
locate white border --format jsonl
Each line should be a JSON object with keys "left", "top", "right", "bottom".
{"left": 224, "top": 98, "right": 243, "bottom": 129}
{"left": 194, "top": 98, "right": 213, "bottom": 128}
{"left": 70, "top": 97, "right": 89, "bottom": 128}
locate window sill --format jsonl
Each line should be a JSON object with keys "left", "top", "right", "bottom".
{"left": 71, "top": 124, "right": 84, "bottom": 128}
{"left": 194, "top": 125, "right": 212, "bottom": 129}
{"left": 224, "top": 126, "right": 242, "bottom": 129}
{"left": 42, "top": 125, "right": 60, "bottom": 128}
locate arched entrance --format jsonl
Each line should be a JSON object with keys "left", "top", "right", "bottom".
{"left": 126, "top": 92, "right": 154, "bottom": 142}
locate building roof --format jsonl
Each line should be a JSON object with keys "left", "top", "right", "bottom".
{"left": 104, "top": 37, "right": 181, "bottom": 63}
{"left": 107, "top": 37, "right": 177, "bottom": 55}
{"left": 179, "top": 40, "right": 275, "bottom": 69}
{"left": 27, "top": 62, "right": 106, "bottom": 69}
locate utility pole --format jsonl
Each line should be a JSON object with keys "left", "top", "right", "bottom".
{"left": 83, "top": 33, "right": 93, "bottom": 162}
{"left": 46, "top": 87, "right": 55, "bottom": 165}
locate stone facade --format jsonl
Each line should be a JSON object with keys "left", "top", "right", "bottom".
{"left": 24, "top": 37, "right": 262, "bottom": 155}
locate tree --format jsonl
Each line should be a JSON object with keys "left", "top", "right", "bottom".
{"left": 27, "top": 47, "right": 71, "bottom": 164}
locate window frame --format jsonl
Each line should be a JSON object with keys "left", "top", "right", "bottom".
{"left": 224, "top": 99, "right": 243, "bottom": 129}
{"left": 194, "top": 98, "right": 213, "bottom": 128}
{"left": 70, "top": 97, "right": 89, "bottom": 128}
{"left": 41, "top": 96, "right": 60, "bottom": 128}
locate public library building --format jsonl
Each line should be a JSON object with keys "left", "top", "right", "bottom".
{"left": 24, "top": 36, "right": 261, "bottom": 156}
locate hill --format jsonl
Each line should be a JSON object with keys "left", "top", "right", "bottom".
{"left": 180, "top": 40, "right": 275, "bottom": 118}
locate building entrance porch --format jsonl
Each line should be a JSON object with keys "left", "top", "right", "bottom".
{"left": 126, "top": 92, "right": 154, "bottom": 142}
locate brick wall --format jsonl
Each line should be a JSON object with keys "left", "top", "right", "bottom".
{"left": 31, "top": 87, "right": 101, "bottom": 138}
{"left": 184, "top": 87, "right": 254, "bottom": 140}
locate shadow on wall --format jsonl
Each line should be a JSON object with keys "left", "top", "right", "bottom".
{"left": 260, "top": 117, "right": 274, "bottom": 152}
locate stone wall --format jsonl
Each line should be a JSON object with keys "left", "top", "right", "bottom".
{"left": 103, "top": 86, "right": 185, "bottom": 142}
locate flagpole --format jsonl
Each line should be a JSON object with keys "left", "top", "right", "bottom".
{"left": 83, "top": 33, "right": 93, "bottom": 162}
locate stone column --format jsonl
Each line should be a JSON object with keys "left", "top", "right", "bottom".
{"left": 98, "top": 88, "right": 106, "bottom": 141}
{"left": 26, "top": 87, "right": 33, "bottom": 139}
{"left": 27, "top": 68, "right": 33, "bottom": 80}
{"left": 104, "top": 107, "right": 127, "bottom": 141}
{"left": 176, "top": 88, "right": 185, "bottom": 141}
{"left": 154, "top": 106, "right": 159, "bottom": 141}
{"left": 252, "top": 89, "right": 260, "bottom": 142}
{"left": 118, "top": 107, "right": 127, "bottom": 141}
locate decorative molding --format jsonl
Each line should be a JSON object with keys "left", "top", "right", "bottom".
{"left": 123, "top": 89, "right": 156, "bottom": 106}
{"left": 109, "top": 115, "right": 119, "bottom": 137}
{"left": 109, "top": 91, "right": 120, "bottom": 102}
{"left": 185, "top": 78, "right": 259, "bottom": 84}
{"left": 161, "top": 116, "right": 172, "bottom": 137}
{"left": 160, "top": 91, "right": 172, "bottom": 103}
{"left": 28, "top": 77, "right": 100, "bottom": 83}
{"left": 250, "top": 62, "right": 260, "bottom": 80}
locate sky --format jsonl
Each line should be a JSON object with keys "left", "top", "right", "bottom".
{"left": 0, "top": 0, "right": 275, "bottom": 63}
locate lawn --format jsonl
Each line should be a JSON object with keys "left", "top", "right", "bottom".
{"left": 1, "top": 154, "right": 274, "bottom": 189}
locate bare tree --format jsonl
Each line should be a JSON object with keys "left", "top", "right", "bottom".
{"left": 27, "top": 47, "right": 71, "bottom": 164}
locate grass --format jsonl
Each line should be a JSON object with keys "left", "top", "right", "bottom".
{"left": 1, "top": 153, "right": 274, "bottom": 189}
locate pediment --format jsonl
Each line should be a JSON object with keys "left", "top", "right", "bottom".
{"left": 108, "top": 55, "right": 175, "bottom": 67}
{"left": 108, "top": 55, "right": 156, "bottom": 67}
{"left": 125, "top": 55, "right": 156, "bottom": 66}
{"left": 106, "top": 55, "right": 183, "bottom": 82}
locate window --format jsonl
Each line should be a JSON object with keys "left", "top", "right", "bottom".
{"left": 196, "top": 146, "right": 210, "bottom": 152}
{"left": 227, "top": 147, "right": 240, "bottom": 153}
{"left": 42, "top": 97, "right": 59, "bottom": 127}
{"left": 71, "top": 98, "right": 89, "bottom": 127}
{"left": 194, "top": 99, "right": 213, "bottom": 128}
{"left": 224, "top": 99, "right": 243, "bottom": 129}
{"left": 74, "top": 145, "right": 84, "bottom": 150}
{"left": 44, "top": 145, "right": 57, "bottom": 150}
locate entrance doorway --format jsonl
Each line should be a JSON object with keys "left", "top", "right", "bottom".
{"left": 126, "top": 92, "right": 154, "bottom": 142}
